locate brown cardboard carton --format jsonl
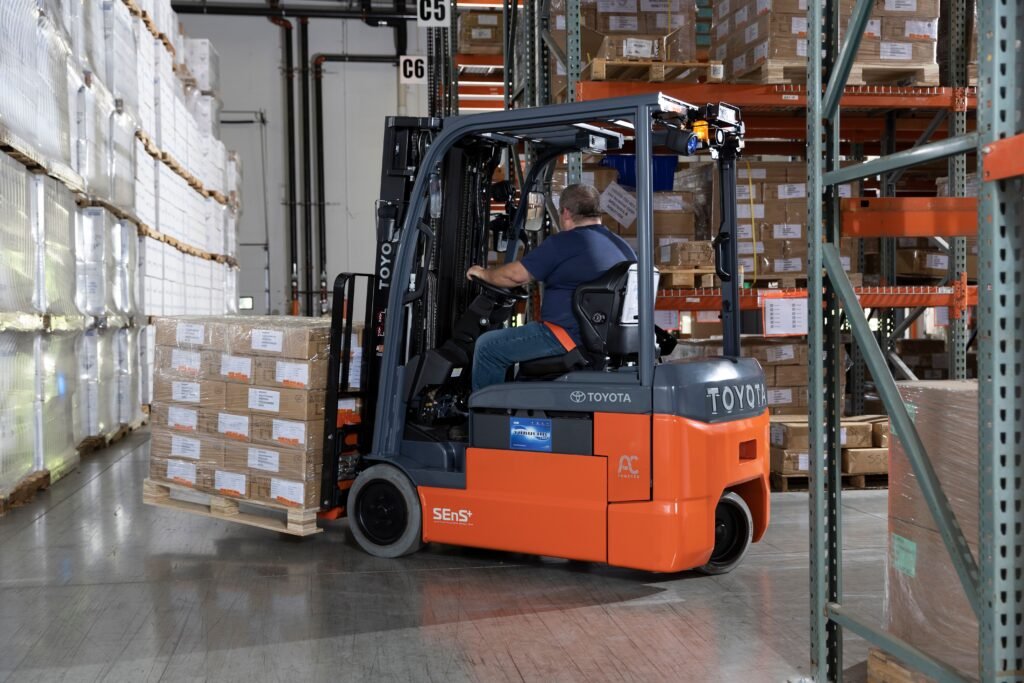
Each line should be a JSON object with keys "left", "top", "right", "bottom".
{"left": 155, "top": 345, "right": 208, "bottom": 379}
{"left": 154, "top": 316, "right": 228, "bottom": 350}
{"left": 881, "top": 16, "right": 938, "bottom": 41}
{"left": 224, "top": 441, "right": 321, "bottom": 479}
{"left": 153, "top": 376, "right": 226, "bottom": 408}
{"left": 205, "top": 351, "right": 255, "bottom": 384}
{"left": 458, "top": 11, "right": 504, "bottom": 54}
{"left": 770, "top": 420, "right": 808, "bottom": 449}
{"left": 203, "top": 467, "right": 250, "bottom": 499}
{"left": 598, "top": 29, "right": 693, "bottom": 62}
{"left": 151, "top": 402, "right": 201, "bottom": 433}
{"left": 598, "top": 12, "right": 642, "bottom": 33}
{"left": 858, "top": 40, "right": 935, "bottom": 63}
{"left": 226, "top": 384, "right": 327, "bottom": 422}
{"left": 251, "top": 416, "right": 324, "bottom": 451}
{"left": 770, "top": 446, "right": 809, "bottom": 474}
{"left": 873, "top": 420, "right": 889, "bottom": 447}
{"left": 842, "top": 447, "right": 888, "bottom": 474}
{"left": 150, "top": 456, "right": 214, "bottom": 489}
{"left": 766, "top": 385, "right": 806, "bottom": 408}
{"left": 872, "top": 0, "right": 939, "bottom": 17}
{"left": 772, "top": 364, "right": 808, "bottom": 386}
{"left": 250, "top": 471, "right": 322, "bottom": 509}
{"left": 253, "top": 356, "right": 329, "bottom": 390}
{"left": 226, "top": 317, "right": 330, "bottom": 360}
{"left": 201, "top": 409, "right": 252, "bottom": 442}
{"left": 150, "top": 427, "right": 225, "bottom": 465}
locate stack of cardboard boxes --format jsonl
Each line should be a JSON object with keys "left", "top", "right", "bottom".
{"left": 711, "top": 0, "right": 939, "bottom": 83}
{"left": 769, "top": 414, "right": 889, "bottom": 480}
{"left": 149, "top": 315, "right": 329, "bottom": 510}
{"left": 458, "top": 11, "right": 505, "bottom": 54}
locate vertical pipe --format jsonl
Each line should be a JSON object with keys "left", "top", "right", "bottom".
{"left": 270, "top": 16, "right": 299, "bottom": 316}
{"left": 299, "top": 18, "right": 314, "bottom": 316}
{"left": 635, "top": 104, "right": 653, "bottom": 387}
{"left": 314, "top": 58, "right": 328, "bottom": 315}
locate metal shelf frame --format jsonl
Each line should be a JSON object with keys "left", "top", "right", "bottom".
{"left": 807, "top": 1, "right": 1023, "bottom": 682}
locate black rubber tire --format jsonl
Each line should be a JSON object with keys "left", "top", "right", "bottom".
{"left": 349, "top": 464, "right": 424, "bottom": 559}
{"left": 696, "top": 491, "right": 753, "bottom": 575}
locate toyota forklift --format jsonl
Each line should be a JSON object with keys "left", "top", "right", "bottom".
{"left": 319, "top": 94, "right": 770, "bottom": 574}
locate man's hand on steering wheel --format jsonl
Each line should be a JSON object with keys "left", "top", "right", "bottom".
{"left": 466, "top": 265, "right": 529, "bottom": 301}
{"left": 466, "top": 265, "right": 487, "bottom": 283}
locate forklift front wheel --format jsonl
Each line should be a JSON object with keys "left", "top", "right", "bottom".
{"left": 696, "top": 492, "right": 753, "bottom": 575}
{"left": 349, "top": 464, "right": 425, "bottom": 558}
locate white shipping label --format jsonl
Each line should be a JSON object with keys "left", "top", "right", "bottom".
{"left": 555, "top": 14, "right": 565, "bottom": 29}
{"left": 717, "top": 0, "right": 730, "bottom": 18}
{"left": 791, "top": 16, "right": 807, "bottom": 35}
{"left": 275, "top": 361, "right": 310, "bottom": 388}
{"left": 470, "top": 28, "right": 492, "bottom": 39}
{"left": 926, "top": 253, "right": 949, "bottom": 270}
{"left": 621, "top": 38, "right": 654, "bottom": 59}
{"left": 774, "top": 257, "right": 804, "bottom": 273}
{"left": 765, "top": 344, "right": 796, "bottom": 362}
{"left": 840, "top": 427, "right": 848, "bottom": 445}
{"left": 736, "top": 204, "right": 765, "bottom": 220}
{"left": 737, "top": 223, "right": 754, "bottom": 240}
{"left": 716, "top": 19, "right": 731, "bottom": 39}
{"left": 580, "top": 171, "right": 595, "bottom": 186}
{"left": 905, "top": 19, "right": 938, "bottom": 39}
{"left": 172, "top": 381, "right": 201, "bottom": 403}
{"left": 655, "top": 13, "right": 686, "bottom": 30}
{"left": 338, "top": 398, "right": 359, "bottom": 412}
{"left": 249, "top": 388, "right": 281, "bottom": 412}
{"left": 744, "top": 23, "right": 759, "bottom": 44}
{"left": 767, "top": 388, "right": 794, "bottom": 405}
{"left": 171, "top": 349, "right": 201, "bottom": 374}
{"left": 251, "top": 329, "right": 284, "bottom": 352}
{"left": 880, "top": 42, "right": 913, "bottom": 60}
{"left": 770, "top": 423, "right": 785, "bottom": 446}
{"left": 764, "top": 297, "right": 809, "bottom": 335}
{"left": 218, "top": 412, "right": 250, "bottom": 438}
{"left": 166, "top": 459, "right": 197, "bottom": 485}
{"left": 640, "top": 0, "right": 680, "bottom": 11}
{"left": 756, "top": 0, "right": 770, "bottom": 13}
{"left": 598, "top": 0, "right": 637, "bottom": 11}
{"left": 738, "top": 241, "right": 765, "bottom": 255}
{"left": 754, "top": 41, "right": 769, "bottom": 63}
{"left": 653, "top": 194, "right": 685, "bottom": 212}
{"left": 176, "top": 322, "right": 205, "bottom": 345}
{"left": 270, "top": 478, "right": 306, "bottom": 507}
{"left": 897, "top": 238, "right": 919, "bottom": 248}
{"left": 608, "top": 16, "right": 639, "bottom": 31}
{"left": 600, "top": 183, "right": 638, "bottom": 228}
{"left": 696, "top": 310, "right": 720, "bottom": 323}
{"left": 220, "top": 354, "right": 252, "bottom": 380}
{"left": 841, "top": 255, "right": 852, "bottom": 271}
{"left": 777, "top": 183, "right": 807, "bottom": 199}
{"left": 248, "top": 447, "right": 280, "bottom": 472}
{"left": 739, "top": 168, "right": 766, "bottom": 180}
{"left": 734, "top": 6, "right": 748, "bottom": 25}
{"left": 773, "top": 223, "right": 802, "bottom": 239}
{"left": 838, "top": 184, "right": 854, "bottom": 198}
{"left": 884, "top": 0, "right": 916, "bottom": 10}
{"left": 798, "top": 453, "right": 809, "bottom": 472}
{"left": 736, "top": 184, "right": 756, "bottom": 201}
{"left": 167, "top": 406, "right": 198, "bottom": 430}
{"left": 733, "top": 54, "right": 748, "bottom": 74}
{"left": 797, "top": 39, "right": 808, "bottom": 57}
{"left": 215, "top": 470, "right": 246, "bottom": 496}
{"left": 477, "top": 13, "right": 499, "bottom": 25}
{"left": 739, "top": 256, "right": 756, "bottom": 272}
{"left": 866, "top": 18, "right": 881, "bottom": 37}
{"left": 170, "top": 435, "right": 202, "bottom": 459}
{"left": 272, "top": 419, "right": 306, "bottom": 446}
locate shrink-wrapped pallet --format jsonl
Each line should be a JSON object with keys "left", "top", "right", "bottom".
{"left": 77, "top": 326, "right": 118, "bottom": 439}
{"left": 184, "top": 38, "right": 220, "bottom": 94}
{"left": 71, "top": 0, "right": 106, "bottom": 79}
{"left": 37, "top": 12, "right": 74, "bottom": 168}
{"left": 32, "top": 174, "right": 80, "bottom": 318}
{"left": 114, "top": 326, "right": 143, "bottom": 425}
{"left": 39, "top": 331, "right": 81, "bottom": 479}
{"left": 109, "top": 109, "right": 136, "bottom": 211}
{"left": 75, "top": 207, "right": 118, "bottom": 317}
{"left": 0, "top": 332, "right": 39, "bottom": 496}
{"left": 134, "top": 138, "right": 157, "bottom": 228}
{"left": 111, "top": 220, "right": 139, "bottom": 317}
{"left": 0, "top": 155, "right": 35, "bottom": 317}
{"left": 135, "top": 18, "right": 157, "bottom": 137}
{"left": 102, "top": 0, "right": 138, "bottom": 118}
{"left": 0, "top": 0, "right": 42, "bottom": 153}
{"left": 74, "top": 79, "right": 115, "bottom": 200}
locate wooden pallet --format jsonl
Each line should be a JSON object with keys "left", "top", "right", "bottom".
{"left": 78, "top": 414, "right": 148, "bottom": 456}
{"left": 589, "top": 58, "right": 724, "bottom": 83}
{"left": 0, "top": 126, "right": 47, "bottom": 173}
{"left": 866, "top": 649, "right": 935, "bottom": 683}
{"left": 143, "top": 479, "right": 322, "bottom": 536}
{"left": 0, "top": 470, "right": 51, "bottom": 516}
{"left": 770, "top": 471, "right": 888, "bottom": 492}
{"left": 659, "top": 268, "right": 717, "bottom": 288}
{"left": 120, "top": 0, "right": 142, "bottom": 17}
{"left": 734, "top": 59, "right": 939, "bottom": 86}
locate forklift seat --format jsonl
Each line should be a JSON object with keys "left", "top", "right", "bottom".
{"left": 517, "top": 260, "right": 640, "bottom": 379}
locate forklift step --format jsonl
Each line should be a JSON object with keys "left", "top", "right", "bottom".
{"left": 142, "top": 479, "right": 322, "bottom": 537}
{"left": 769, "top": 472, "right": 888, "bottom": 493}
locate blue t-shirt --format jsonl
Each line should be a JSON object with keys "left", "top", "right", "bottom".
{"left": 520, "top": 224, "right": 636, "bottom": 344}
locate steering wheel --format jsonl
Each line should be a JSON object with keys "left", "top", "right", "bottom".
{"left": 470, "top": 274, "right": 529, "bottom": 301}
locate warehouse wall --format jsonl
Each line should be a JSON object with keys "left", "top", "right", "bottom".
{"left": 179, "top": 15, "right": 429, "bottom": 314}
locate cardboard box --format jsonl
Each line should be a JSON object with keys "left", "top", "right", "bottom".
{"left": 458, "top": 11, "right": 504, "bottom": 54}
{"left": 772, "top": 364, "right": 808, "bottom": 386}
{"left": 858, "top": 40, "right": 936, "bottom": 63}
{"left": 226, "top": 384, "right": 327, "bottom": 422}
{"left": 154, "top": 316, "right": 228, "bottom": 350}
{"left": 881, "top": 17, "right": 938, "bottom": 41}
{"left": 252, "top": 415, "right": 325, "bottom": 451}
{"left": 873, "top": 420, "right": 889, "bottom": 447}
{"left": 150, "top": 456, "right": 214, "bottom": 489}
{"left": 253, "top": 357, "right": 329, "bottom": 390}
{"left": 766, "top": 386, "right": 806, "bottom": 407}
{"left": 205, "top": 351, "right": 255, "bottom": 384}
{"left": 223, "top": 441, "right": 321, "bottom": 479}
{"left": 598, "top": 29, "right": 694, "bottom": 62}
{"left": 155, "top": 345, "right": 209, "bottom": 379}
{"left": 842, "top": 447, "right": 888, "bottom": 474}
{"left": 153, "top": 377, "right": 226, "bottom": 408}
{"left": 617, "top": 211, "right": 697, "bottom": 237}
{"left": 202, "top": 409, "right": 252, "bottom": 442}
{"left": 202, "top": 467, "right": 250, "bottom": 498}
{"left": 598, "top": 12, "right": 642, "bottom": 33}
{"left": 226, "top": 317, "right": 330, "bottom": 360}
{"left": 150, "top": 427, "right": 225, "bottom": 465}
{"left": 552, "top": 166, "right": 619, "bottom": 193}
{"left": 250, "top": 472, "right": 321, "bottom": 509}
{"left": 770, "top": 446, "right": 809, "bottom": 474}
{"left": 151, "top": 402, "right": 201, "bottom": 433}
{"left": 872, "top": 0, "right": 939, "bottom": 17}
{"left": 770, "top": 420, "right": 808, "bottom": 449}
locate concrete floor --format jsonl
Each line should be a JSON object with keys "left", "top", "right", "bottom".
{"left": 0, "top": 431, "right": 889, "bottom": 682}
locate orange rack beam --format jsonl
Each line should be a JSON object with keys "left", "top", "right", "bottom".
{"left": 657, "top": 285, "right": 979, "bottom": 311}
{"left": 841, "top": 197, "right": 978, "bottom": 237}
{"left": 982, "top": 131, "right": 1024, "bottom": 182}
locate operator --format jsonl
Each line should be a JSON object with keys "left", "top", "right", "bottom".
{"left": 466, "top": 183, "right": 636, "bottom": 391}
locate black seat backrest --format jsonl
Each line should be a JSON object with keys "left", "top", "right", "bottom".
{"left": 573, "top": 260, "right": 645, "bottom": 358}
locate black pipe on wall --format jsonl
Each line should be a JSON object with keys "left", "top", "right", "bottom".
{"left": 299, "top": 18, "right": 314, "bottom": 316}
{"left": 268, "top": 15, "right": 300, "bottom": 315}
{"left": 172, "top": 2, "right": 413, "bottom": 21}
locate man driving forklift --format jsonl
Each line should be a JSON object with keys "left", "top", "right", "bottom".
{"left": 466, "top": 183, "right": 635, "bottom": 390}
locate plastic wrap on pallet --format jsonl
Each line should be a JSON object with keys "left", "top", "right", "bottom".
{"left": 191, "top": 95, "right": 221, "bottom": 139}
{"left": 224, "top": 207, "right": 238, "bottom": 257}
{"left": 184, "top": 38, "right": 219, "bottom": 94}
{"left": 0, "top": 332, "right": 39, "bottom": 496}
{"left": 74, "top": 78, "right": 115, "bottom": 200}
{"left": 139, "top": 236, "right": 163, "bottom": 316}
{"left": 226, "top": 151, "right": 242, "bottom": 208}
{"left": 37, "top": 11, "right": 74, "bottom": 168}
{"left": 114, "top": 326, "right": 143, "bottom": 425}
{"left": 38, "top": 331, "right": 81, "bottom": 480}
{"left": 111, "top": 220, "right": 138, "bottom": 317}
{"left": 154, "top": 41, "right": 176, "bottom": 150}
{"left": 68, "top": 0, "right": 106, "bottom": 79}
{"left": 108, "top": 108, "right": 136, "bottom": 211}
{"left": 134, "top": 138, "right": 157, "bottom": 229}
{"left": 140, "top": 323, "right": 154, "bottom": 405}
{"left": 224, "top": 266, "right": 238, "bottom": 314}
{"left": 135, "top": 18, "right": 157, "bottom": 138}
{"left": 75, "top": 207, "right": 118, "bottom": 317}
{"left": 0, "top": 0, "right": 42, "bottom": 155}
{"left": 0, "top": 155, "right": 35, "bottom": 318}
{"left": 31, "top": 174, "right": 80, "bottom": 318}
{"left": 77, "top": 326, "right": 118, "bottom": 439}
{"left": 102, "top": 0, "right": 138, "bottom": 119}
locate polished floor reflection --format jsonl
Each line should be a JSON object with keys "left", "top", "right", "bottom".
{"left": 0, "top": 431, "right": 888, "bottom": 682}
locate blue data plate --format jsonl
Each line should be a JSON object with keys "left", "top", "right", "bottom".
{"left": 509, "top": 417, "right": 553, "bottom": 452}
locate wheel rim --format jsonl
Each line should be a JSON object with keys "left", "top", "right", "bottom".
{"left": 709, "top": 500, "right": 747, "bottom": 565}
{"left": 356, "top": 480, "right": 409, "bottom": 546}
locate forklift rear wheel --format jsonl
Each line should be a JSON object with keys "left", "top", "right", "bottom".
{"left": 697, "top": 492, "right": 753, "bottom": 575}
{"left": 349, "top": 464, "right": 424, "bottom": 558}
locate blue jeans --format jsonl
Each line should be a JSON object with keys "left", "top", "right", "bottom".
{"left": 472, "top": 322, "right": 568, "bottom": 391}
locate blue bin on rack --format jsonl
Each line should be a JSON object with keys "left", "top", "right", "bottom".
{"left": 600, "top": 155, "right": 678, "bottom": 191}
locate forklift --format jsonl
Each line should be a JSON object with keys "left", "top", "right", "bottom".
{"left": 319, "top": 94, "right": 770, "bottom": 574}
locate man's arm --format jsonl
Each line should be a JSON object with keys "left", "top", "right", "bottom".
{"left": 466, "top": 261, "right": 532, "bottom": 288}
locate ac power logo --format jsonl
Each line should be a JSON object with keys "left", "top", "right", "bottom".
{"left": 617, "top": 454, "right": 640, "bottom": 479}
